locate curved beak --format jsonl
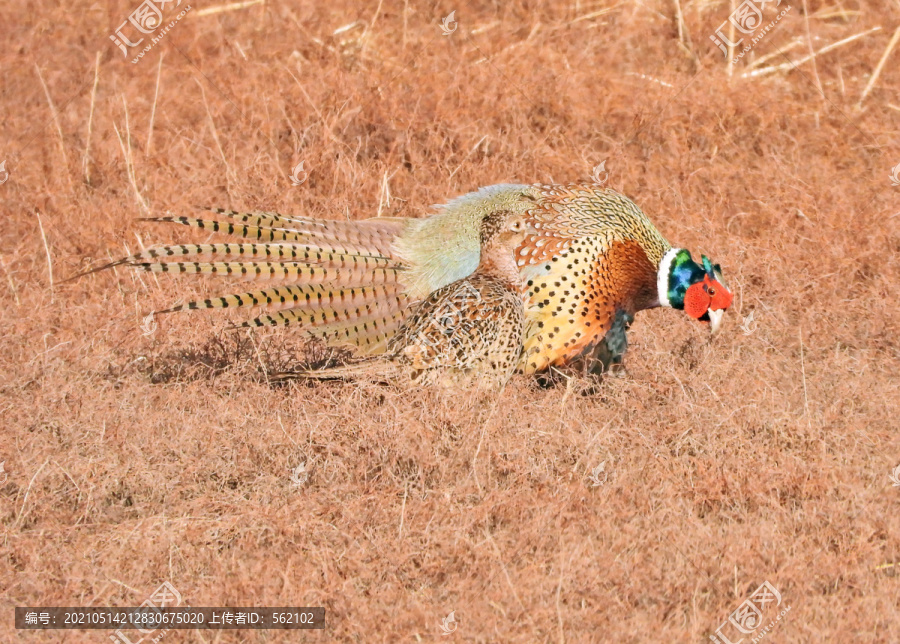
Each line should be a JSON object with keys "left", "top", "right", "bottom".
{"left": 708, "top": 308, "right": 725, "bottom": 335}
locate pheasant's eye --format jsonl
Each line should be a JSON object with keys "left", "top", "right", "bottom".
{"left": 707, "top": 287, "right": 716, "bottom": 296}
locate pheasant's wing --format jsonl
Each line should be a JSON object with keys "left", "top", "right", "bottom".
{"left": 517, "top": 185, "right": 668, "bottom": 373}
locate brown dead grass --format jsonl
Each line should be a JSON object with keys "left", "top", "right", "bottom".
{"left": 2, "top": 0, "right": 900, "bottom": 641}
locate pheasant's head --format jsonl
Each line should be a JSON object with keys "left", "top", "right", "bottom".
{"left": 658, "top": 249, "right": 733, "bottom": 334}
{"left": 478, "top": 211, "right": 537, "bottom": 287}
{"left": 480, "top": 210, "right": 532, "bottom": 248}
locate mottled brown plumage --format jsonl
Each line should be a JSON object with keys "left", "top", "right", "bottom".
{"left": 295, "top": 210, "right": 528, "bottom": 388}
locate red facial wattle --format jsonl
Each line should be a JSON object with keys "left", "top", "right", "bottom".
{"left": 684, "top": 279, "right": 711, "bottom": 319}
{"left": 684, "top": 276, "right": 733, "bottom": 333}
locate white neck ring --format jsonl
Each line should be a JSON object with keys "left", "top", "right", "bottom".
{"left": 657, "top": 248, "right": 681, "bottom": 308}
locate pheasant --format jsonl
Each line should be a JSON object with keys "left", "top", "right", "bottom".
{"left": 76, "top": 183, "right": 733, "bottom": 375}
{"left": 289, "top": 209, "right": 530, "bottom": 388}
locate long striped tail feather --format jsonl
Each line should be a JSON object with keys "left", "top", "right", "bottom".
{"left": 205, "top": 207, "right": 408, "bottom": 244}
{"left": 139, "top": 216, "right": 367, "bottom": 252}
{"left": 63, "top": 240, "right": 396, "bottom": 283}
{"left": 205, "top": 209, "right": 409, "bottom": 253}
{"left": 132, "top": 261, "right": 402, "bottom": 286}
{"left": 65, "top": 209, "right": 415, "bottom": 354}
{"left": 240, "top": 295, "right": 406, "bottom": 327}
{"left": 141, "top": 215, "right": 402, "bottom": 258}
{"left": 156, "top": 283, "right": 405, "bottom": 315}
{"left": 246, "top": 307, "right": 407, "bottom": 354}
{"left": 155, "top": 283, "right": 409, "bottom": 352}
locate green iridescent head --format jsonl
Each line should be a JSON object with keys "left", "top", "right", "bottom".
{"left": 657, "top": 249, "right": 733, "bottom": 333}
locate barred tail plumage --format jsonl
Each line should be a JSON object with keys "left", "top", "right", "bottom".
{"left": 69, "top": 208, "right": 417, "bottom": 352}
{"left": 132, "top": 261, "right": 401, "bottom": 286}
{"left": 207, "top": 208, "right": 408, "bottom": 247}
{"left": 142, "top": 212, "right": 404, "bottom": 257}
{"left": 252, "top": 308, "right": 407, "bottom": 354}
{"left": 64, "top": 242, "right": 395, "bottom": 281}
{"left": 158, "top": 283, "right": 404, "bottom": 315}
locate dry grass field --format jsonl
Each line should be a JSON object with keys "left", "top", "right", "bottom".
{"left": 2, "top": 0, "right": 900, "bottom": 641}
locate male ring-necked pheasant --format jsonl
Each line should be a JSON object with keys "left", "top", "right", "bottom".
{"left": 291, "top": 208, "right": 530, "bottom": 388}
{"left": 78, "top": 183, "right": 733, "bottom": 375}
